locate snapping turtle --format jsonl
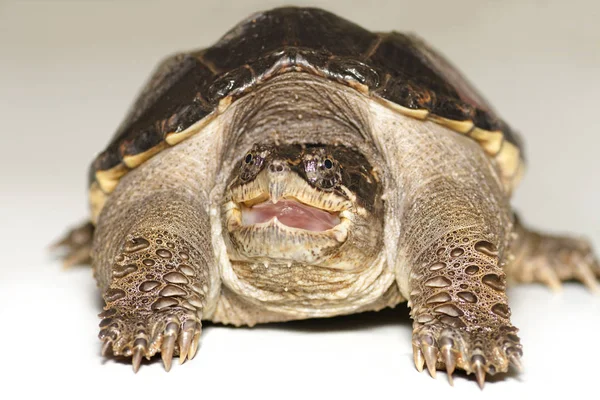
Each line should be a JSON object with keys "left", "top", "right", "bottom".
{"left": 56, "top": 7, "right": 599, "bottom": 387}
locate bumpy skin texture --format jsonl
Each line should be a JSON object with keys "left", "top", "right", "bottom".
{"left": 98, "top": 230, "right": 207, "bottom": 370}
{"left": 376, "top": 106, "right": 521, "bottom": 384}
{"left": 92, "top": 143, "right": 218, "bottom": 370}
{"left": 410, "top": 230, "right": 521, "bottom": 384}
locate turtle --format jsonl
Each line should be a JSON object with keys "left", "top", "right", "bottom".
{"left": 56, "top": 6, "right": 599, "bottom": 388}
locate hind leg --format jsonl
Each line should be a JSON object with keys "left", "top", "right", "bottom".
{"left": 506, "top": 215, "right": 600, "bottom": 291}
{"left": 53, "top": 221, "right": 94, "bottom": 268}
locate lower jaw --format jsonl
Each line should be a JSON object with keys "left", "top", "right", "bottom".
{"left": 226, "top": 217, "right": 352, "bottom": 268}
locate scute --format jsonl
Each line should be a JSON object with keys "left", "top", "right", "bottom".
{"left": 89, "top": 6, "right": 525, "bottom": 218}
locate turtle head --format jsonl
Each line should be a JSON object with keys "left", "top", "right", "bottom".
{"left": 221, "top": 143, "right": 384, "bottom": 270}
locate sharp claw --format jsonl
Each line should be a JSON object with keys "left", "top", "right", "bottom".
{"left": 62, "top": 245, "right": 91, "bottom": 268}
{"left": 178, "top": 324, "right": 194, "bottom": 365}
{"left": 132, "top": 346, "right": 144, "bottom": 373}
{"left": 413, "top": 344, "right": 424, "bottom": 373}
{"left": 473, "top": 361, "right": 486, "bottom": 389}
{"left": 161, "top": 322, "right": 179, "bottom": 372}
{"left": 537, "top": 263, "right": 562, "bottom": 292}
{"left": 162, "top": 335, "right": 176, "bottom": 372}
{"left": 576, "top": 263, "right": 599, "bottom": 293}
{"left": 509, "top": 353, "right": 523, "bottom": 372}
{"left": 446, "top": 370, "right": 454, "bottom": 386}
{"left": 188, "top": 330, "right": 201, "bottom": 360}
{"left": 441, "top": 347, "right": 456, "bottom": 386}
{"left": 592, "top": 259, "right": 600, "bottom": 276}
{"left": 422, "top": 344, "right": 438, "bottom": 378}
{"left": 50, "top": 235, "right": 70, "bottom": 250}
{"left": 101, "top": 340, "right": 112, "bottom": 357}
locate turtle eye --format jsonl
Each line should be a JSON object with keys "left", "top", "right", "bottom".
{"left": 240, "top": 149, "right": 265, "bottom": 182}
{"left": 303, "top": 153, "right": 340, "bottom": 190}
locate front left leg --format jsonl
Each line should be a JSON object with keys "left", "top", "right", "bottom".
{"left": 409, "top": 228, "right": 523, "bottom": 387}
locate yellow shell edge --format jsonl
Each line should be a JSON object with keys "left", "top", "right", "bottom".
{"left": 95, "top": 163, "right": 129, "bottom": 193}
{"left": 165, "top": 112, "right": 216, "bottom": 146}
{"left": 427, "top": 115, "right": 474, "bottom": 134}
{"left": 469, "top": 128, "right": 504, "bottom": 155}
{"left": 123, "top": 142, "right": 168, "bottom": 168}
{"left": 374, "top": 97, "right": 429, "bottom": 120}
{"left": 89, "top": 181, "right": 107, "bottom": 224}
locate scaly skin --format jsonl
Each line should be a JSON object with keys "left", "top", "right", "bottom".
{"left": 409, "top": 229, "right": 522, "bottom": 387}
{"left": 98, "top": 230, "right": 206, "bottom": 371}
{"left": 368, "top": 90, "right": 524, "bottom": 387}
{"left": 56, "top": 213, "right": 598, "bottom": 382}
{"left": 392, "top": 149, "right": 522, "bottom": 386}
{"left": 90, "top": 133, "right": 219, "bottom": 371}
{"left": 53, "top": 74, "right": 599, "bottom": 388}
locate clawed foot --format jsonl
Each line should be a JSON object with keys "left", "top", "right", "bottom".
{"left": 517, "top": 234, "right": 600, "bottom": 292}
{"left": 412, "top": 323, "right": 522, "bottom": 388}
{"left": 52, "top": 221, "right": 94, "bottom": 267}
{"left": 98, "top": 307, "right": 202, "bottom": 372}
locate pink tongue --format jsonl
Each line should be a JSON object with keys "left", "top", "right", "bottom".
{"left": 242, "top": 200, "right": 340, "bottom": 231}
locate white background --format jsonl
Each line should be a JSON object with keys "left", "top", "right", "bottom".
{"left": 1, "top": 1, "right": 599, "bottom": 399}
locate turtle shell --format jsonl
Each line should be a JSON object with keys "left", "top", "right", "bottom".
{"left": 89, "top": 7, "right": 524, "bottom": 219}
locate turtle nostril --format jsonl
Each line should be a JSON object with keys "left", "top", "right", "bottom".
{"left": 269, "top": 163, "right": 285, "bottom": 173}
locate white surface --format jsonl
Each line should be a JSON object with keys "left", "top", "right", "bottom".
{"left": 1, "top": 1, "right": 599, "bottom": 399}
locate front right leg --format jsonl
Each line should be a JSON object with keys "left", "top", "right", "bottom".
{"left": 94, "top": 183, "right": 218, "bottom": 371}
{"left": 99, "top": 228, "right": 210, "bottom": 371}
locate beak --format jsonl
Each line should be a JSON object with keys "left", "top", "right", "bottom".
{"left": 266, "top": 161, "right": 289, "bottom": 204}
{"left": 268, "top": 180, "right": 286, "bottom": 204}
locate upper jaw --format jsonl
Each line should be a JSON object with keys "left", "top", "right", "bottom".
{"left": 228, "top": 170, "right": 352, "bottom": 213}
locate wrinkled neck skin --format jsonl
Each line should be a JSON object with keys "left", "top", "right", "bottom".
{"left": 210, "top": 73, "right": 398, "bottom": 321}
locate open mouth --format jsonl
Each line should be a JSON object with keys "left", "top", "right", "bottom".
{"left": 223, "top": 175, "right": 355, "bottom": 263}
{"left": 241, "top": 199, "right": 341, "bottom": 232}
